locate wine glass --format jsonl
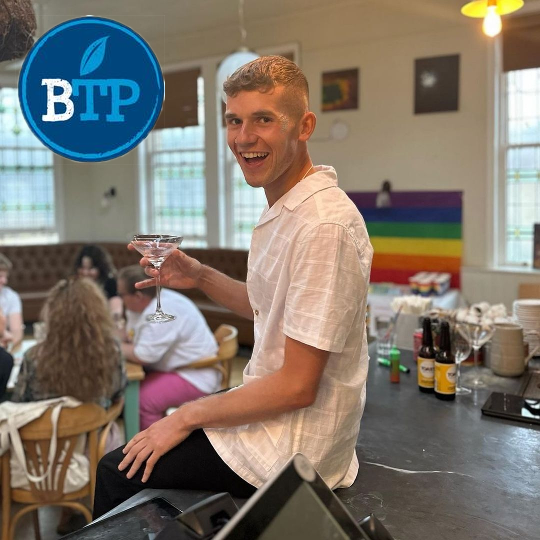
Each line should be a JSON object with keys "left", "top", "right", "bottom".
{"left": 451, "top": 323, "right": 472, "bottom": 395}
{"left": 467, "top": 323, "right": 495, "bottom": 389}
{"left": 131, "top": 234, "right": 183, "bottom": 323}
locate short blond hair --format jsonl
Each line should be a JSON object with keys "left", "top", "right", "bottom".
{"left": 223, "top": 55, "right": 309, "bottom": 117}
{"left": 0, "top": 254, "right": 13, "bottom": 273}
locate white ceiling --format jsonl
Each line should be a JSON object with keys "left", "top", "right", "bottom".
{"left": 2, "top": 0, "right": 538, "bottom": 75}
{"left": 32, "top": 0, "right": 465, "bottom": 41}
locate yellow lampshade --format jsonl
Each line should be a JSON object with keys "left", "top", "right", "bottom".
{"left": 461, "top": 0, "right": 524, "bottom": 18}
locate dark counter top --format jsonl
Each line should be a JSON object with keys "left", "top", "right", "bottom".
{"left": 98, "top": 345, "right": 540, "bottom": 539}
{"left": 347, "top": 344, "right": 540, "bottom": 539}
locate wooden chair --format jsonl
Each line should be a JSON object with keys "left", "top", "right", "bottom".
{"left": 187, "top": 324, "right": 239, "bottom": 390}
{"left": 518, "top": 282, "right": 540, "bottom": 299}
{"left": 1, "top": 399, "right": 123, "bottom": 540}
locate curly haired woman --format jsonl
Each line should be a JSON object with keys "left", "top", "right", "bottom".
{"left": 12, "top": 277, "right": 126, "bottom": 409}
{"left": 11, "top": 277, "right": 127, "bottom": 534}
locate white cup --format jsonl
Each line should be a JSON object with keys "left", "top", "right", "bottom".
{"left": 490, "top": 323, "right": 540, "bottom": 377}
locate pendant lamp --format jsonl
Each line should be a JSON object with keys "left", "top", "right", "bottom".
{"left": 216, "top": 0, "right": 258, "bottom": 102}
{"left": 461, "top": 0, "right": 524, "bottom": 37}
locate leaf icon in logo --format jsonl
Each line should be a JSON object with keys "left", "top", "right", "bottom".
{"left": 80, "top": 36, "right": 109, "bottom": 76}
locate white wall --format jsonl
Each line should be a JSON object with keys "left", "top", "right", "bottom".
{"left": 57, "top": 2, "right": 540, "bottom": 307}
{"left": 61, "top": 152, "right": 138, "bottom": 242}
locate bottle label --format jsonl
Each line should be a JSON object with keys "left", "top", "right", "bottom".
{"left": 435, "top": 362, "right": 456, "bottom": 395}
{"left": 417, "top": 356, "right": 434, "bottom": 389}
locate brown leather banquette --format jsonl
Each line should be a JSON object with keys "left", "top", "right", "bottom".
{"left": 1, "top": 243, "right": 254, "bottom": 346}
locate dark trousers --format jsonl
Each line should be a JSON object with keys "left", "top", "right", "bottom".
{"left": 93, "top": 429, "right": 257, "bottom": 519}
{"left": 0, "top": 348, "right": 14, "bottom": 401}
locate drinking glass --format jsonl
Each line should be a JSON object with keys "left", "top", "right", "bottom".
{"left": 375, "top": 316, "right": 395, "bottom": 360}
{"left": 452, "top": 323, "right": 472, "bottom": 395}
{"left": 131, "top": 234, "right": 183, "bottom": 323}
{"left": 467, "top": 323, "right": 495, "bottom": 389}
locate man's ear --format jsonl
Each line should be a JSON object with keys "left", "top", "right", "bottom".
{"left": 298, "top": 111, "right": 316, "bottom": 142}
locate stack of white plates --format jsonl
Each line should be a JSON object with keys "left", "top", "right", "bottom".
{"left": 513, "top": 299, "right": 540, "bottom": 355}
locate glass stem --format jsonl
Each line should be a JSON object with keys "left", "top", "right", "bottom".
{"left": 473, "top": 347, "right": 479, "bottom": 381}
{"left": 456, "top": 360, "right": 462, "bottom": 389}
{"left": 155, "top": 264, "right": 162, "bottom": 313}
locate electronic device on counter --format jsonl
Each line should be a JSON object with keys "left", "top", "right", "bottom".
{"left": 482, "top": 391, "right": 540, "bottom": 426}
{"left": 61, "top": 454, "right": 395, "bottom": 540}
{"left": 211, "top": 453, "right": 394, "bottom": 540}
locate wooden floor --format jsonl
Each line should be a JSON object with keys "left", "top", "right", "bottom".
{"left": 1, "top": 354, "right": 251, "bottom": 540}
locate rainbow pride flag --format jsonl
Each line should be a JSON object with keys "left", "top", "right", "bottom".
{"left": 347, "top": 191, "right": 462, "bottom": 289}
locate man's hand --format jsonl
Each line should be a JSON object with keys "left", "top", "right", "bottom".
{"left": 128, "top": 245, "right": 203, "bottom": 291}
{"left": 118, "top": 412, "right": 192, "bottom": 483}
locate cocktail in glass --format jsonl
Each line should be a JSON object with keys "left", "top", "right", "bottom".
{"left": 131, "top": 234, "right": 183, "bottom": 323}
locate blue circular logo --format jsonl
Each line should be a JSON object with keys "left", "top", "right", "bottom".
{"left": 19, "top": 17, "right": 164, "bottom": 162}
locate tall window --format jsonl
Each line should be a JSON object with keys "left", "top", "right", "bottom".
{"left": 503, "top": 68, "right": 540, "bottom": 265}
{"left": 227, "top": 154, "right": 267, "bottom": 249}
{"left": 0, "top": 88, "right": 57, "bottom": 245}
{"left": 145, "top": 77, "right": 207, "bottom": 247}
{"left": 222, "top": 50, "right": 297, "bottom": 249}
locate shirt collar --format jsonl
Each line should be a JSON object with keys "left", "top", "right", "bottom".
{"left": 255, "top": 165, "right": 338, "bottom": 228}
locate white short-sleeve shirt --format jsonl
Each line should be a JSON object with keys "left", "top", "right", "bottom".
{"left": 205, "top": 165, "right": 373, "bottom": 489}
{"left": 126, "top": 289, "right": 219, "bottom": 394}
{"left": 0, "top": 286, "right": 22, "bottom": 326}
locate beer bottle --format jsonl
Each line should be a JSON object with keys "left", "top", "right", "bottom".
{"left": 417, "top": 317, "right": 435, "bottom": 393}
{"left": 434, "top": 321, "right": 456, "bottom": 401}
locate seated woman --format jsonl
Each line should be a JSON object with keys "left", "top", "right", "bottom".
{"left": 72, "top": 244, "right": 123, "bottom": 323}
{"left": 11, "top": 277, "right": 126, "bottom": 534}
{"left": 12, "top": 277, "right": 126, "bottom": 408}
{"left": 0, "top": 253, "right": 24, "bottom": 352}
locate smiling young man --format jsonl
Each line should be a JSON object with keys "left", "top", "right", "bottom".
{"left": 93, "top": 56, "right": 373, "bottom": 518}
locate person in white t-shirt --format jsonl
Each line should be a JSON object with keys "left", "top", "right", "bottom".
{"left": 94, "top": 56, "right": 372, "bottom": 518}
{"left": 117, "top": 265, "right": 219, "bottom": 430}
{"left": 0, "top": 253, "right": 23, "bottom": 351}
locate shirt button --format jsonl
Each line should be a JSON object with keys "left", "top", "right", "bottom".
{"left": 254, "top": 309, "right": 259, "bottom": 316}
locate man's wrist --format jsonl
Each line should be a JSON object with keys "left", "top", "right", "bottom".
{"left": 197, "top": 264, "right": 211, "bottom": 292}
{"left": 177, "top": 399, "right": 203, "bottom": 431}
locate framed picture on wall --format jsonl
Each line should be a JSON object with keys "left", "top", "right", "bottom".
{"left": 414, "top": 54, "right": 459, "bottom": 114}
{"left": 322, "top": 68, "right": 359, "bottom": 112}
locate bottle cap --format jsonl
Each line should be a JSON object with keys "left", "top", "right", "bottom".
{"left": 389, "top": 347, "right": 400, "bottom": 361}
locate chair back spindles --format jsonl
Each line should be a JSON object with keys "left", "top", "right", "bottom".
{"left": 1, "top": 400, "right": 123, "bottom": 540}
{"left": 179, "top": 324, "right": 239, "bottom": 390}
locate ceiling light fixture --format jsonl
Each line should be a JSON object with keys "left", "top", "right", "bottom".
{"left": 461, "top": 0, "right": 524, "bottom": 37}
{"left": 216, "top": 0, "right": 259, "bottom": 102}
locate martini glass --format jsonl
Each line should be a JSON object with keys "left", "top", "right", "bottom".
{"left": 131, "top": 234, "right": 183, "bottom": 323}
{"left": 451, "top": 323, "right": 472, "bottom": 395}
{"left": 466, "top": 323, "right": 495, "bottom": 389}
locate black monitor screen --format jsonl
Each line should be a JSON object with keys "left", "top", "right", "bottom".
{"left": 258, "top": 482, "right": 349, "bottom": 540}
{"left": 214, "top": 454, "right": 368, "bottom": 540}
